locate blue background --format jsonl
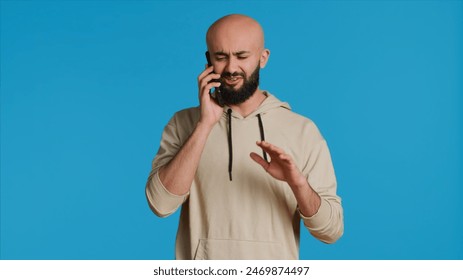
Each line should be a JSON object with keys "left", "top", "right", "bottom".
{"left": 1, "top": 0, "right": 462, "bottom": 260}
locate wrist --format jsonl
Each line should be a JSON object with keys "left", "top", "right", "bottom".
{"left": 196, "top": 120, "right": 216, "bottom": 134}
{"left": 289, "top": 174, "right": 309, "bottom": 191}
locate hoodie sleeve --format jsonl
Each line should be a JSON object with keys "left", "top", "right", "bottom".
{"left": 299, "top": 127, "right": 344, "bottom": 244}
{"left": 145, "top": 113, "right": 190, "bottom": 218}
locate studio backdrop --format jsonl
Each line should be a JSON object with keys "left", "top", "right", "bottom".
{"left": 1, "top": 0, "right": 462, "bottom": 259}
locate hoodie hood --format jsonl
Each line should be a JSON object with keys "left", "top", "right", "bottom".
{"left": 223, "top": 91, "right": 291, "bottom": 120}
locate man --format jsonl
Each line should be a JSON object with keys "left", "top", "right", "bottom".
{"left": 146, "top": 14, "right": 343, "bottom": 260}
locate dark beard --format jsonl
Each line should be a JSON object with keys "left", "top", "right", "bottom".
{"left": 218, "top": 64, "right": 260, "bottom": 105}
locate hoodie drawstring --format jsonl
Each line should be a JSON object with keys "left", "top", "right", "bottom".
{"left": 227, "top": 110, "right": 268, "bottom": 181}
{"left": 227, "top": 109, "right": 233, "bottom": 181}
{"left": 257, "top": 114, "right": 268, "bottom": 162}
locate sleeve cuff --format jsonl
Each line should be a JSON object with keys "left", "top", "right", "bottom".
{"left": 146, "top": 171, "right": 189, "bottom": 217}
{"left": 298, "top": 198, "right": 332, "bottom": 230}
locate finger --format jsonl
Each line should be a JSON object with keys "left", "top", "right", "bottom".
{"left": 278, "top": 153, "right": 294, "bottom": 165}
{"left": 199, "top": 74, "right": 221, "bottom": 90}
{"left": 197, "top": 66, "right": 219, "bottom": 83}
{"left": 250, "top": 152, "right": 270, "bottom": 171}
{"left": 199, "top": 75, "right": 221, "bottom": 95}
{"left": 256, "top": 141, "right": 284, "bottom": 153}
{"left": 256, "top": 141, "right": 285, "bottom": 157}
{"left": 199, "top": 82, "right": 221, "bottom": 101}
{"left": 200, "top": 81, "right": 221, "bottom": 96}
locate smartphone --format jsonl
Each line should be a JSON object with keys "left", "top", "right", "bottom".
{"left": 205, "top": 51, "right": 224, "bottom": 106}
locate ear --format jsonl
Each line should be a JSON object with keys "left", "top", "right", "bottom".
{"left": 259, "top": 49, "right": 270, "bottom": 68}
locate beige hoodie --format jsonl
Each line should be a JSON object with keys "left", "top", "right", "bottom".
{"left": 146, "top": 92, "right": 343, "bottom": 259}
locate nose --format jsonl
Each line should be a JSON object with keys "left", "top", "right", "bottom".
{"left": 224, "top": 57, "right": 239, "bottom": 74}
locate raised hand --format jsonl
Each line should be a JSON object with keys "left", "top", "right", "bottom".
{"left": 250, "top": 141, "right": 306, "bottom": 189}
{"left": 250, "top": 140, "right": 321, "bottom": 217}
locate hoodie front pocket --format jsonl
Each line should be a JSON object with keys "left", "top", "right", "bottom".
{"left": 193, "top": 238, "right": 287, "bottom": 260}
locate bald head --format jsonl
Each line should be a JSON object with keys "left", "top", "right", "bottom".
{"left": 206, "top": 14, "right": 265, "bottom": 52}
{"left": 204, "top": 14, "right": 271, "bottom": 96}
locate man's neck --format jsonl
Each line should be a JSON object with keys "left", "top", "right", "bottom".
{"left": 229, "top": 89, "right": 267, "bottom": 118}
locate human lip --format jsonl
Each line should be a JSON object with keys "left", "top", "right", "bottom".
{"left": 224, "top": 76, "right": 242, "bottom": 85}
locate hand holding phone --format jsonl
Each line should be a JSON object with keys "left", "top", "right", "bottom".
{"left": 196, "top": 55, "right": 223, "bottom": 128}
{"left": 205, "top": 51, "right": 225, "bottom": 106}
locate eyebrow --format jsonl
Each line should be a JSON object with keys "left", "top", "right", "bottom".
{"left": 214, "top": 51, "right": 251, "bottom": 56}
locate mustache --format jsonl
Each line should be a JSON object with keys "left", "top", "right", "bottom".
{"left": 221, "top": 72, "right": 245, "bottom": 79}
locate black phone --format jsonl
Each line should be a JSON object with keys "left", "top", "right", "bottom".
{"left": 205, "top": 51, "right": 224, "bottom": 106}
